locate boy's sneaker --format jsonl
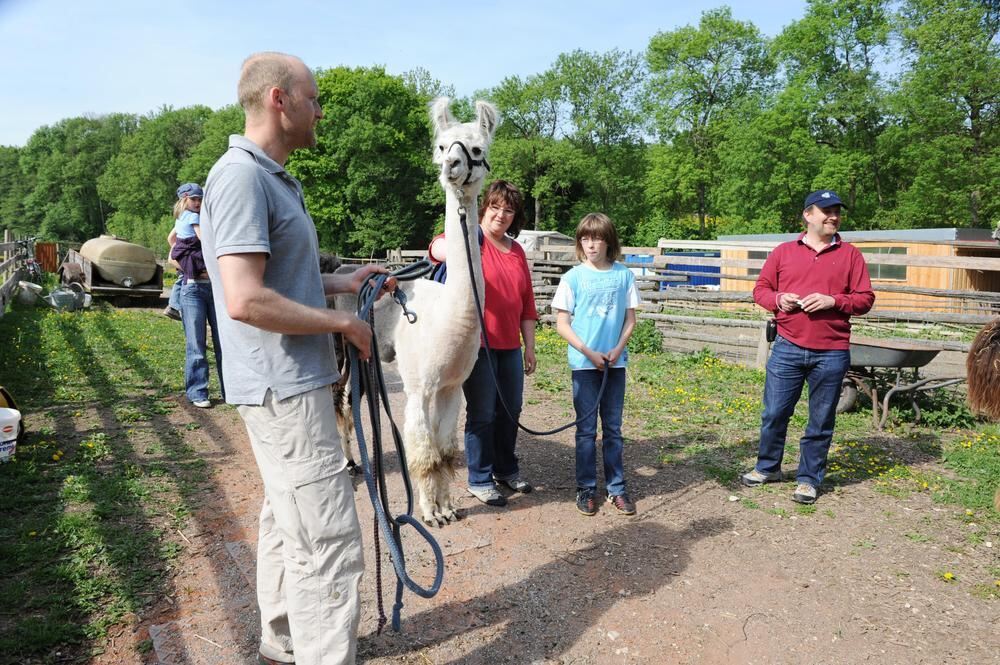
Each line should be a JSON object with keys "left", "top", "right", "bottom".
{"left": 607, "top": 493, "right": 636, "bottom": 515}
{"left": 163, "top": 306, "right": 182, "bottom": 321}
{"left": 468, "top": 485, "right": 507, "bottom": 507}
{"left": 740, "top": 469, "right": 783, "bottom": 487}
{"left": 496, "top": 477, "right": 533, "bottom": 494}
{"left": 792, "top": 483, "right": 818, "bottom": 504}
{"left": 192, "top": 399, "right": 211, "bottom": 408}
{"left": 576, "top": 489, "right": 597, "bottom": 516}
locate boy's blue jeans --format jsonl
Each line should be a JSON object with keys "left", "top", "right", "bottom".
{"left": 180, "top": 281, "right": 224, "bottom": 403}
{"left": 755, "top": 336, "right": 850, "bottom": 488}
{"left": 463, "top": 348, "right": 523, "bottom": 489}
{"left": 572, "top": 367, "right": 626, "bottom": 496}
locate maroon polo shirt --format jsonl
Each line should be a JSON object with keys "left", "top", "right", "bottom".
{"left": 753, "top": 233, "right": 874, "bottom": 350}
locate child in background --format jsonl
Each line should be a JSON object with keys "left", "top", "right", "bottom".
{"left": 552, "top": 213, "right": 640, "bottom": 516}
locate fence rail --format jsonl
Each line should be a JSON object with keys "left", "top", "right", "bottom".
{"left": 388, "top": 235, "right": 998, "bottom": 372}
{"left": 0, "top": 235, "right": 27, "bottom": 315}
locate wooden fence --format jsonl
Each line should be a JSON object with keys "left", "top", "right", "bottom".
{"left": 388, "top": 236, "right": 995, "bottom": 375}
{"left": 0, "top": 232, "right": 28, "bottom": 316}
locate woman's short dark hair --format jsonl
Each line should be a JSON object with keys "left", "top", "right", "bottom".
{"left": 479, "top": 180, "right": 526, "bottom": 238}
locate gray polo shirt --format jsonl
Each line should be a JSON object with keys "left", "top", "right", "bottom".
{"left": 201, "top": 135, "right": 337, "bottom": 405}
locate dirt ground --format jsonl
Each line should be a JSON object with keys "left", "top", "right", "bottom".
{"left": 91, "top": 361, "right": 999, "bottom": 665}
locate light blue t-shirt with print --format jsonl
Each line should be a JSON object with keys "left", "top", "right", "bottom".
{"left": 551, "top": 262, "right": 641, "bottom": 370}
{"left": 173, "top": 210, "right": 199, "bottom": 239}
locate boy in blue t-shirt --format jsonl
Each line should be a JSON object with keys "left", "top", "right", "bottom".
{"left": 552, "top": 212, "right": 640, "bottom": 517}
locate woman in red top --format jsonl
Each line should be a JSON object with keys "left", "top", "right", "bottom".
{"left": 429, "top": 180, "right": 538, "bottom": 507}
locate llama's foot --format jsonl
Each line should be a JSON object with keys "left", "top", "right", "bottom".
{"left": 420, "top": 500, "right": 459, "bottom": 527}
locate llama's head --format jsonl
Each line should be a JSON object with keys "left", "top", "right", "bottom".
{"left": 430, "top": 97, "right": 498, "bottom": 194}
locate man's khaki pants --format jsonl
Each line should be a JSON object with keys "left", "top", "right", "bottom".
{"left": 239, "top": 387, "right": 364, "bottom": 665}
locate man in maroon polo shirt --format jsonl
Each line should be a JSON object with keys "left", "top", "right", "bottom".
{"left": 740, "top": 190, "right": 874, "bottom": 504}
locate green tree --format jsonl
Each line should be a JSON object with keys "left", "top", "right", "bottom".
{"left": 773, "top": 0, "right": 895, "bottom": 222}
{"left": 291, "top": 66, "right": 436, "bottom": 256}
{"left": 713, "top": 88, "right": 826, "bottom": 231}
{"left": 890, "top": 0, "right": 1000, "bottom": 229}
{"left": 553, "top": 49, "right": 648, "bottom": 238}
{"left": 488, "top": 71, "right": 585, "bottom": 231}
{"left": 14, "top": 115, "right": 137, "bottom": 241}
{"left": 178, "top": 105, "right": 244, "bottom": 186}
{"left": 646, "top": 7, "right": 773, "bottom": 235}
{"left": 0, "top": 146, "right": 30, "bottom": 236}
{"left": 98, "top": 106, "right": 213, "bottom": 252}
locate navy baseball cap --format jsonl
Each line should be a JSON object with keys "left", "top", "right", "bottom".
{"left": 803, "top": 190, "right": 846, "bottom": 210}
{"left": 176, "top": 183, "right": 204, "bottom": 199}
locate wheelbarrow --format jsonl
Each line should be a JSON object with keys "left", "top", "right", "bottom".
{"left": 837, "top": 338, "right": 965, "bottom": 430}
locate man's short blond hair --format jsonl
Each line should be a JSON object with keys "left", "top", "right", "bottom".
{"left": 238, "top": 52, "right": 301, "bottom": 115}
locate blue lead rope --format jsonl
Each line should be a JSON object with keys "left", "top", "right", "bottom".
{"left": 347, "top": 267, "right": 443, "bottom": 632}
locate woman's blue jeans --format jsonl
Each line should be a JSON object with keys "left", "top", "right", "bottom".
{"left": 463, "top": 347, "right": 523, "bottom": 489}
{"left": 572, "top": 367, "right": 627, "bottom": 496}
{"left": 755, "top": 336, "right": 850, "bottom": 488}
{"left": 168, "top": 272, "right": 183, "bottom": 312}
{"left": 179, "top": 281, "right": 224, "bottom": 403}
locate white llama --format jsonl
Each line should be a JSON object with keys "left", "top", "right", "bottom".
{"left": 390, "top": 97, "right": 498, "bottom": 526}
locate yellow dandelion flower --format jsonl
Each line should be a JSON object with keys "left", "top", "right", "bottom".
{"left": 942, "top": 572, "right": 955, "bottom": 581}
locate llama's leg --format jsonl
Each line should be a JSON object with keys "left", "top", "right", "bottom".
{"left": 403, "top": 389, "right": 443, "bottom": 525}
{"left": 428, "top": 386, "right": 464, "bottom": 522}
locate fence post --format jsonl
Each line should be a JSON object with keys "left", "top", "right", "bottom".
{"left": 755, "top": 321, "right": 770, "bottom": 369}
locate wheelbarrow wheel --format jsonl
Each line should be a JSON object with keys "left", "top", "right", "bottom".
{"left": 836, "top": 378, "right": 859, "bottom": 414}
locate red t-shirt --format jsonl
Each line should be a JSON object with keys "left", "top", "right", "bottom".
{"left": 752, "top": 234, "right": 874, "bottom": 350}
{"left": 430, "top": 233, "right": 538, "bottom": 350}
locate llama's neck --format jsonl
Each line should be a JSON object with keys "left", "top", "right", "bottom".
{"left": 443, "top": 186, "right": 484, "bottom": 301}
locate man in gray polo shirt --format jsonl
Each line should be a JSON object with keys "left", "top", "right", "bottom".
{"left": 201, "top": 52, "right": 390, "bottom": 665}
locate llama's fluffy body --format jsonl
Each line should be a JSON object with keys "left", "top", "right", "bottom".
{"left": 385, "top": 97, "right": 497, "bottom": 525}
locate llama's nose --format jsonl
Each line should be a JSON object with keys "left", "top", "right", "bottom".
{"left": 449, "top": 158, "right": 462, "bottom": 171}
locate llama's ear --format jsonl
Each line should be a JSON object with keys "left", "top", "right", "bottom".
{"left": 475, "top": 101, "right": 498, "bottom": 140}
{"left": 430, "top": 97, "right": 454, "bottom": 134}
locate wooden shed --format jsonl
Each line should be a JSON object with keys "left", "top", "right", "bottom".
{"left": 717, "top": 228, "right": 1000, "bottom": 314}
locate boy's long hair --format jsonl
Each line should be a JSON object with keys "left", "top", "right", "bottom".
{"left": 574, "top": 212, "right": 621, "bottom": 263}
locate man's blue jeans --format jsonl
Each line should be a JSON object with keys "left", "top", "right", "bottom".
{"left": 572, "top": 367, "right": 627, "bottom": 496}
{"left": 463, "top": 347, "right": 523, "bottom": 489}
{"left": 179, "top": 281, "right": 223, "bottom": 403}
{"left": 755, "top": 336, "right": 850, "bottom": 488}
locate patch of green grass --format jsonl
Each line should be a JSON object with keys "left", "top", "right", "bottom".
{"left": 970, "top": 583, "right": 1000, "bottom": 600}
{"left": 0, "top": 304, "right": 215, "bottom": 660}
{"left": 741, "top": 498, "right": 760, "bottom": 510}
{"left": 795, "top": 504, "right": 816, "bottom": 516}
{"left": 905, "top": 532, "right": 933, "bottom": 543}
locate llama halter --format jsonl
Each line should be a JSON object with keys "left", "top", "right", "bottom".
{"left": 448, "top": 139, "right": 491, "bottom": 185}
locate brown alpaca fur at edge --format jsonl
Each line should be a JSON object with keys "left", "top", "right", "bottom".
{"left": 966, "top": 319, "right": 1000, "bottom": 419}
{"left": 965, "top": 320, "right": 1000, "bottom": 514}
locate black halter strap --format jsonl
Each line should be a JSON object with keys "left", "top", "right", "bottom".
{"left": 448, "top": 140, "right": 491, "bottom": 185}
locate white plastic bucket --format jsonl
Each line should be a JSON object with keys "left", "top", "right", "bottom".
{"left": 0, "top": 407, "right": 21, "bottom": 462}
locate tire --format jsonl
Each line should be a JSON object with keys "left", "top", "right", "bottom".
{"left": 836, "top": 379, "right": 859, "bottom": 414}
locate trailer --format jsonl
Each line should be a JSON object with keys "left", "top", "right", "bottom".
{"left": 59, "top": 247, "right": 163, "bottom": 305}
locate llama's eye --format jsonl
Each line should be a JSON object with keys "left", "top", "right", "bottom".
{"left": 472, "top": 147, "right": 482, "bottom": 155}
{"left": 438, "top": 145, "right": 445, "bottom": 151}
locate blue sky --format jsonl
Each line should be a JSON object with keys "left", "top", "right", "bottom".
{"left": 0, "top": 0, "right": 806, "bottom": 147}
